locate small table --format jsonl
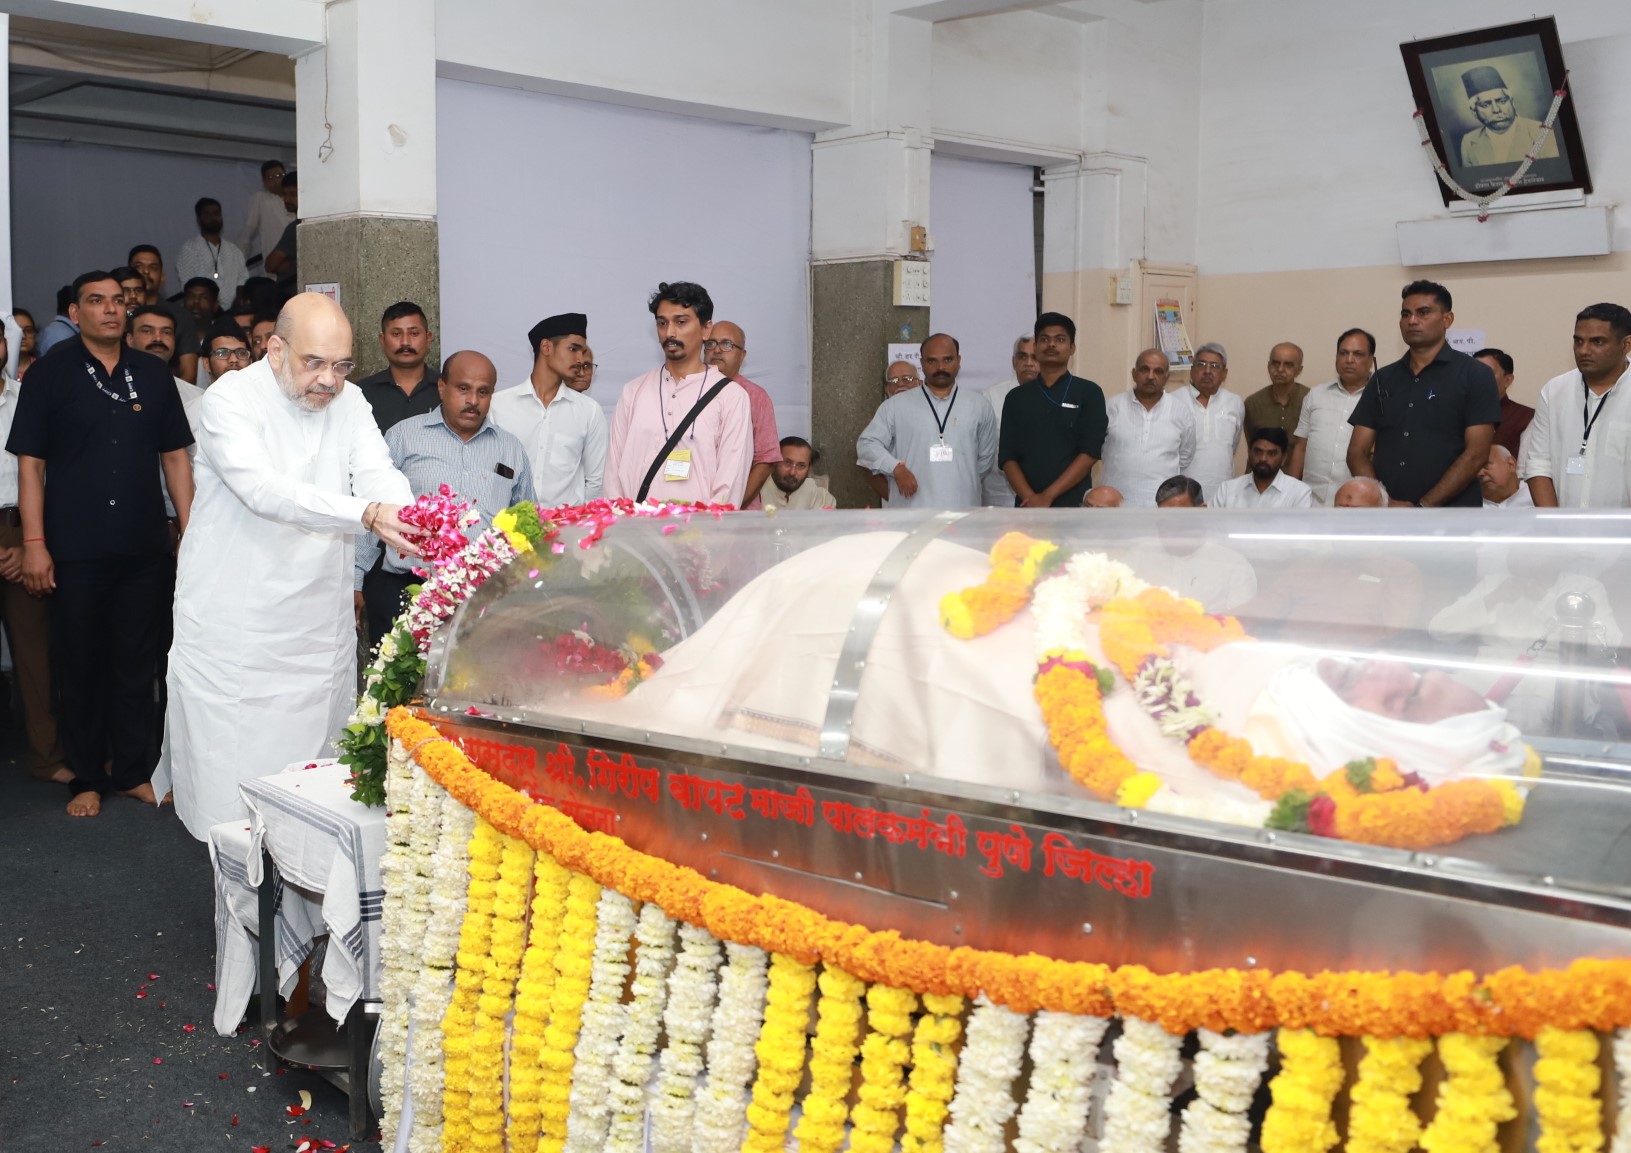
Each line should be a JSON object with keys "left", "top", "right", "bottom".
{"left": 210, "top": 760, "right": 388, "bottom": 1139}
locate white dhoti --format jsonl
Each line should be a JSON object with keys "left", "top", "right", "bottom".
{"left": 154, "top": 359, "right": 411, "bottom": 840}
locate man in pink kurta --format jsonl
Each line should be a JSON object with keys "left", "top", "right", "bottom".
{"left": 605, "top": 281, "right": 754, "bottom": 507}
{"left": 706, "top": 320, "right": 781, "bottom": 509}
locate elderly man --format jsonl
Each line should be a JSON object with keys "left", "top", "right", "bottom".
{"left": 1472, "top": 348, "right": 1534, "bottom": 457}
{"left": 1101, "top": 349, "right": 1196, "bottom": 508}
{"left": 1458, "top": 65, "right": 1559, "bottom": 168}
{"left": 980, "top": 334, "right": 1039, "bottom": 507}
{"left": 1290, "top": 329, "right": 1374, "bottom": 505}
{"left": 1182, "top": 342, "right": 1245, "bottom": 502}
{"left": 154, "top": 293, "right": 417, "bottom": 839}
{"left": 1083, "top": 485, "right": 1123, "bottom": 508}
{"left": 1244, "top": 343, "right": 1309, "bottom": 440}
{"left": 1480, "top": 445, "right": 1532, "bottom": 508}
{"left": 1211, "top": 428, "right": 1313, "bottom": 509}
{"left": 862, "top": 360, "right": 925, "bottom": 503}
{"left": 491, "top": 312, "right": 606, "bottom": 509}
{"left": 1334, "top": 477, "right": 1390, "bottom": 507}
{"left": 766, "top": 436, "right": 836, "bottom": 510}
{"left": 706, "top": 321, "right": 780, "bottom": 508}
{"left": 857, "top": 333, "right": 995, "bottom": 510}
{"left": 358, "top": 350, "right": 533, "bottom": 643}
{"left": 1155, "top": 475, "right": 1206, "bottom": 508}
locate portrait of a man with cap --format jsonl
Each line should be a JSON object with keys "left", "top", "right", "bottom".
{"left": 1456, "top": 62, "right": 1559, "bottom": 168}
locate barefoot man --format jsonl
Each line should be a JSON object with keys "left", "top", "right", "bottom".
{"left": 7, "top": 270, "right": 195, "bottom": 817}
{"left": 154, "top": 293, "right": 417, "bottom": 839}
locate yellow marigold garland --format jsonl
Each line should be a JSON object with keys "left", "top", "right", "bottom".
{"left": 793, "top": 965, "right": 868, "bottom": 1153}
{"left": 938, "top": 532, "right": 1059, "bottom": 639}
{"left": 507, "top": 851, "right": 572, "bottom": 1153}
{"left": 1033, "top": 656, "right": 1145, "bottom": 800}
{"left": 901, "top": 992, "right": 963, "bottom": 1153}
{"left": 851, "top": 984, "right": 919, "bottom": 1153}
{"left": 1419, "top": 1033, "right": 1517, "bottom": 1153}
{"left": 387, "top": 709, "right": 1631, "bottom": 1041}
{"left": 536, "top": 872, "right": 602, "bottom": 1153}
{"left": 741, "top": 952, "right": 817, "bottom": 1153}
{"left": 1534, "top": 1026, "right": 1603, "bottom": 1153}
{"left": 1348, "top": 1035, "right": 1433, "bottom": 1153}
{"left": 1259, "top": 1028, "right": 1344, "bottom": 1153}
{"left": 440, "top": 816, "right": 505, "bottom": 1152}
{"left": 469, "top": 832, "right": 532, "bottom": 1153}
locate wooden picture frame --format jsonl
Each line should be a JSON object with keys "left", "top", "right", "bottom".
{"left": 1399, "top": 17, "right": 1591, "bottom": 207}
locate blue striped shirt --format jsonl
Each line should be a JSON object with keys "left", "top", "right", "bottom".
{"left": 355, "top": 409, "right": 534, "bottom": 586}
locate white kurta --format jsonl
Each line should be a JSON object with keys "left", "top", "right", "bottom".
{"left": 154, "top": 358, "right": 412, "bottom": 839}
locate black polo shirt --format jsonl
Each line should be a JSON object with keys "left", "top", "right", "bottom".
{"left": 1348, "top": 344, "right": 1501, "bottom": 507}
{"left": 997, "top": 372, "right": 1108, "bottom": 507}
{"left": 356, "top": 366, "right": 440, "bottom": 432}
{"left": 6, "top": 337, "right": 194, "bottom": 562}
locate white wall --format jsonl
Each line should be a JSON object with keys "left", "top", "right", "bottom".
{"left": 928, "top": 153, "right": 1036, "bottom": 389}
{"left": 1198, "top": 0, "right": 1631, "bottom": 274}
{"left": 931, "top": 10, "right": 1087, "bottom": 157}
{"left": 436, "top": 78, "right": 814, "bottom": 435}
{"left": 10, "top": 139, "right": 265, "bottom": 318}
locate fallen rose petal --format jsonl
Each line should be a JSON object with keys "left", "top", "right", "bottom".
{"left": 181, "top": 1024, "right": 196, "bottom": 1033}
{"left": 182, "top": 1101, "right": 194, "bottom": 1108}
{"left": 135, "top": 992, "right": 147, "bottom": 999}
{"left": 152, "top": 1058, "right": 162, "bottom": 1064}
{"left": 218, "top": 1073, "right": 229, "bottom": 1080}
{"left": 148, "top": 974, "right": 160, "bottom": 980}
{"left": 286, "top": 1105, "right": 307, "bottom": 1117}
{"left": 207, "top": 983, "right": 215, "bottom": 990}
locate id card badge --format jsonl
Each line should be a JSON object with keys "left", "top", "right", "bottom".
{"left": 929, "top": 443, "right": 954, "bottom": 463}
{"left": 1566, "top": 454, "right": 1587, "bottom": 476}
{"left": 663, "top": 447, "right": 693, "bottom": 481}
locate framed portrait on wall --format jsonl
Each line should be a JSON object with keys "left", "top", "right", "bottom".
{"left": 1400, "top": 17, "right": 1591, "bottom": 206}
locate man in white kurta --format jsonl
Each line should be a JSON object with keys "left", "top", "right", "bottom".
{"left": 155, "top": 294, "right": 416, "bottom": 840}
{"left": 1100, "top": 350, "right": 1196, "bottom": 508}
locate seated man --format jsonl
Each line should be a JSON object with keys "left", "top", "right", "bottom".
{"left": 1480, "top": 444, "right": 1532, "bottom": 508}
{"left": 765, "top": 436, "right": 836, "bottom": 510}
{"left": 1210, "top": 427, "right": 1313, "bottom": 508}
{"left": 1334, "top": 477, "right": 1389, "bottom": 507}
{"left": 1155, "top": 475, "right": 1205, "bottom": 508}
{"left": 1083, "top": 485, "right": 1123, "bottom": 508}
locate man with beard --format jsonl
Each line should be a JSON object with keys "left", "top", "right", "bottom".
{"left": 765, "top": 436, "right": 836, "bottom": 510}
{"left": 153, "top": 292, "right": 416, "bottom": 839}
{"left": 856, "top": 333, "right": 995, "bottom": 510}
{"left": 176, "top": 197, "right": 249, "bottom": 303}
{"left": 490, "top": 312, "right": 605, "bottom": 508}
{"left": 1210, "top": 427, "right": 1313, "bottom": 508}
{"left": 357, "top": 350, "right": 532, "bottom": 643}
{"left": 605, "top": 281, "right": 752, "bottom": 506}
{"left": 1458, "top": 66, "right": 1559, "bottom": 169}
{"left": 127, "top": 244, "right": 199, "bottom": 384}
{"left": 356, "top": 301, "right": 439, "bottom": 432}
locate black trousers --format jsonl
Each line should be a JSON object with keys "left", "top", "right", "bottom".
{"left": 53, "top": 554, "right": 171, "bottom": 795}
{"left": 362, "top": 563, "right": 417, "bottom": 649}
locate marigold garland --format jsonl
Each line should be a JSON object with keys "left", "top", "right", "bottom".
{"left": 1419, "top": 1033, "right": 1516, "bottom": 1153}
{"left": 470, "top": 832, "right": 531, "bottom": 1153}
{"left": 942, "top": 995, "right": 1030, "bottom": 1153}
{"left": 1611, "top": 1028, "right": 1631, "bottom": 1153}
{"left": 605, "top": 902, "right": 678, "bottom": 1153}
{"left": 439, "top": 817, "right": 504, "bottom": 1151}
{"left": 508, "top": 851, "right": 573, "bottom": 1153}
{"left": 536, "top": 871, "right": 602, "bottom": 1153}
{"left": 692, "top": 942, "right": 770, "bottom": 1153}
{"left": 1101, "top": 1015, "right": 1185, "bottom": 1153}
{"left": 902, "top": 992, "right": 964, "bottom": 1153}
{"left": 649, "top": 922, "right": 724, "bottom": 1153}
{"left": 741, "top": 951, "right": 817, "bottom": 1153}
{"left": 1033, "top": 654, "right": 1147, "bottom": 801}
{"left": 1014, "top": 1010, "right": 1109, "bottom": 1153}
{"left": 563, "top": 888, "right": 637, "bottom": 1153}
{"left": 851, "top": 983, "right": 919, "bottom": 1153}
{"left": 1534, "top": 1026, "right": 1603, "bottom": 1153}
{"left": 794, "top": 965, "right": 868, "bottom": 1153}
{"left": 1347, "top": 1035, "right": 1433, "bottom": 1153}
{"left": 1260, "top": 1027, "right": 1344, "bottom": 1153}
{"left": 1179, "top": 1028, "right": 1271, "bottom": 1153}
{"left": 938, "top": 532, "right": 1060, "bottom": 639}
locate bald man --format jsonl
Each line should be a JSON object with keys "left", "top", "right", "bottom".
{"left": 1334, "top": 477, "right": 1389, "bottom": 507}
{"left": 1243, "top": 342, "right": 1309, "bottom": 441}
{"left": 155, "top": 292, "right": 417, "bottom": 839}
{"left": 1100, "top": 349, "right": 1196, "bottom": 508}
{"left": 706, "top": 321, "right": 780, "bottom": 508}
{"left": 1083, "top": 485, "right": 1123, "bottom": 508}
{"left": 358, "top": 349, "right": 534, "bottom": 644}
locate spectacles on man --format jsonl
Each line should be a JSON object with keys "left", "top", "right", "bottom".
{"left": 301, "top": 355, "right": 356, "bottom": 376}
{"left": 575, "top": 363, "right": 599, "bottom": 373}
{"left": 211, "top": 346, "right": 252, "bottom": 362}
{"left": 703, "top": 340, "right": 744, "bottom": 354}
{"left": 1192, "top": 358, "right": 1225, "bottom": 373}
{"left": 885, "top": 375, "right": 921, "bottom": 386}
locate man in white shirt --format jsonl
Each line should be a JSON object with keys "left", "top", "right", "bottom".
{"left": 175, "top": 198, "right": 249, "bottom": 304}
{"left": 1100, "top": 349, "right": 1195, "bottom": 508}
{"left": 1480, "top": 445, "right": 1533, "bottom": 508}
{"left": 1290, "top": 328, "right": 1374, "bottom": 504}
{"left": 1212, "top": 427, "right": 1314, "bottom": 508}
{"left": 980, "top": 333, "right": 1038, "bottom": 507}
{"left": 1522, "top": 302, "right": 1631, "bottom": 509}
{"left": 490, "top": 313, "right": 607, "bottom": 509}
{"left": 764, "top": 436, "right": 837, "bottom": 510}
{"left": 1181, "top": 341, "right": 1245, "bottom": 503}
{"left": 236, "top": 160, "right": 294, "bottom": 271}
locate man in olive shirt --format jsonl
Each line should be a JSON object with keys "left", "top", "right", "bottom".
{"left": 1347, "top": 280, "right": 1500, "bottom": 507}
{"left": 997, "top": 312, "right": 1107, "bottom": 507}
{"left": 355, "top": 300, "right": 439, "bottom": 432}
{"left": 1244, "top": 342, "right": 1309, "bottom": 439}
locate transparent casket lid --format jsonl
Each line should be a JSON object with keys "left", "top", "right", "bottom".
{"left": 423, "top": 507, "right": 1631, "bottom": 900}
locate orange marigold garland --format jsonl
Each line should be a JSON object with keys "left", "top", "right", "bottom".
{"left": 938, "top": 532, "right": 1061, "bottom": 639}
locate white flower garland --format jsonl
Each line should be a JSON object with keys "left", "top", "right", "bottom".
{"left": 650, "top": 922, "right": 724, "bottom": 1153}
{"left": 563, "top": 888, "right": 638, "bottom": 1153}
{"left": 605, "top": 902, "right": 679, "bottom": 1153}
{"left": 1030, "top": 551, "right": 1149, "bottom": 659}
{"left": 691, "top": 941, "right": 770, "bottom": 1153}
{"left": 376, "top": 742, "right": 432, "bottom": 1147}
{"left": 1100, "top": 1016, "right": 1185, "bottom": 1153}
{"left": 942, "top": 995, "right": 1032, "bottom": 1153}
{"left": 1612, "top": 1028, "right": 1631, "bottom": 1153}
{"left": 1179, "top": 1028, "right": 1271, "bottom": 1153}
{"left": 406, "top": 782, "right": 474, "bottom": 1153}
{"left": 1013, "top": 1010, "right": 1110, "bottom": 1153}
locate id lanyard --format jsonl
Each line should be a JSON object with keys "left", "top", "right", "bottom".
{"left": 1035, "top": 374, "right": 1074, "bottom": 408}
{"left": 1581, "top": 380, "right": 1614, "bottom": 455}
{"left": 85, "top": 360, "right": 141, "bottom": 411}
{"left": 921, "top": 384, "right": 958, "bottom": 444}
{"left": 658, "top": 366, "right": 709, "bottom": 441}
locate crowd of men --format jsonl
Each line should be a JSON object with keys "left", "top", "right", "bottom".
{"left": 4, "top": 203, "right": 1630, "bottom": 826}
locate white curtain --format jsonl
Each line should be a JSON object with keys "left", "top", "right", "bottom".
{"left": 928, "top": 153, "right": 1037, "bottom": 394}
{"left": 10, "top": 140, "right": 266, "bottom": 321}
{"left": 436, "top": 79, "right": 814, "bottom": 436}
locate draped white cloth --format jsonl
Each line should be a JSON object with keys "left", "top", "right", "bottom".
{"left": 154, "top": 359, "right": 412, "bottom": 840}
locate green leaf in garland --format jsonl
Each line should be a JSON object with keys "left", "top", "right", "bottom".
{"left": 1265, "top": 789, "right": 1314, "bottom": 834}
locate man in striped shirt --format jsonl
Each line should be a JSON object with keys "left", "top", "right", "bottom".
{"left": 355, "top": 349, "right": 534, "bottom": 642}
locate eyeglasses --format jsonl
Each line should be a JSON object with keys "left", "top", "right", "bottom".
{"left": 703, "top": 340, "right": 744, "bottom": 354}
{"left": 301, "top": 355, "right": 356, "bottom": 376}
{"left": 575, "top": 363, "right": 598, "bottom": 372}
{"left": 211, "top": 347, "right": 252, "bottom": 362}
{"left": 1192, "top": 359, "right": 1225, "bottom": 373}
{"left": 17, "top": 326, "right": 35, "bottom": 336}
{"left": 885, "top": 375, "right": 921, "bottom": 386}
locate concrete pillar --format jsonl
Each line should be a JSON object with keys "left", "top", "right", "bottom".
{"left": 294, "top": 0, "right": 437, "bottom": 376}
{"left": 809, "top": 3, "right": 933, "bottom": 509}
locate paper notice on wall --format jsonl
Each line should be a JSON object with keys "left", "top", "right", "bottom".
{"left": 886, "top": 343, "right": 923, "bottom": 372}
{"left": 1153, "top": 299, "right": 1194, "bottom": 367}
{"left": 1447, "top": 328, "right": 1486, "bottom": 355}
{"left": 305, "top": 281, "right": 341, "bottom": 305}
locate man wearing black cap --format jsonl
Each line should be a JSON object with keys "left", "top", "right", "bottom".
{"left": 490, "top": 312, "right": 607, "bottom": 508}
{"left": 355, "top": 301, "right": 440, "bottom": 432}
{"left": 1458, "top": 64, "right": 1558, "bottom": 168}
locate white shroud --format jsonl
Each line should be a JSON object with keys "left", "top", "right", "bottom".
{"left": 153, "top": 358, "right": 412, "bottom": 840}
